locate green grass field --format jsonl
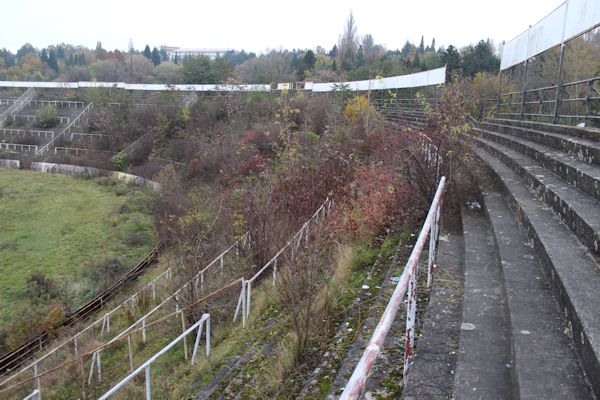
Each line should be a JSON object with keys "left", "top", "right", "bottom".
{"left": 0, "top": 169, "right": 156, "bottom": 324}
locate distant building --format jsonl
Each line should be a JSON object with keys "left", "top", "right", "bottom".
{"left": 161, "top": 46, "right": 234, "bottom": 62}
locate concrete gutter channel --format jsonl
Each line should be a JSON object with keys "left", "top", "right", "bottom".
{"left": 401, "top": 211, "right": 464, "bottom": 400}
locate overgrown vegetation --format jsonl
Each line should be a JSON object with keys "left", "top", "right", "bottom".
{"left": 0, "top": 71, "right": 473, "bottom": 398}
{"left": 0, "top": 170, "right": 155, "bottom": 351}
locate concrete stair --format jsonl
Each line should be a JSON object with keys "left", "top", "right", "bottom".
{"left": 465, "top": 117, "right": 600, "bottom": 398}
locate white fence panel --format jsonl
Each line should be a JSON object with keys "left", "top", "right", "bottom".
{"left": 501, "top": 0, "right": 600, "bottom": 70}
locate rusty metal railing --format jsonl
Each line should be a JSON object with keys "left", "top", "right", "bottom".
{"left": 340, "top": 176, "right": 446, "bottom": 400}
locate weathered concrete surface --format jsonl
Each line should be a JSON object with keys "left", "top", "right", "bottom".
{"left": 481, "top": 183, "right": 592, "bottom": 399}
{"left": 453, "top": 207, "right": 513, "bottom": 399}
{"left": 475, "top": 137, "right": 600, "bottom": 258}
{"left": 475, "top": 127, "right": 600, "bottom": 203}
{"left": 475, "top": 148, "right": 600, "bottom": 398}
{"left": 401, "top": 225, "right": 464, "bottom": 400}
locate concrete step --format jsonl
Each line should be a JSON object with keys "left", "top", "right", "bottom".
{"left": 489, "top": 118, "right": 600, "bottom": 143}
{"left": 474, "top": 147, "right": 600, "bottom": 397}
{"left": 453, "top": 207, "right": 512, "bottom": 399}
{"left": 474, "top": 127, "right": 600, "bottom": 203}
{"left": 475, "top": 136, "right": 600, "bottom": 258}
{"left": 480, "top": 121, "right": 600, "bottom": 166}
{"left": 479, "top": 179, "right": 592, "bottom": 399}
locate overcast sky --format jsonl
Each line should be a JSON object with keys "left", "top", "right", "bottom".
{"left": 1, "top": 0, "right": 564, "bottom": 54}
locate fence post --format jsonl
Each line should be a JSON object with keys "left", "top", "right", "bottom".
{"left": 32, "top": 362, "right": 41, "bottom": 400}
{"left": 427, "top": 214, "right": 436, "bottom": 289}
{"left": 128, "top": 335, "right": 134, "bottom": 372}
{"left": 404, "top": 269, "right": 418, "bottom": 383}
{"left": 553, "top": 0, "right": 570, "bottom": 124}
{"left": 180, "top": 310, "right": 188, "bottom": 360}
{"left": 246, "top": 281, "right": 252, "bottom": 321}
{"left": 145, "top": 366, "right": 151, "bottom": 400}
{"left": 519, "top": 26, "right": 532, "bottom": 120}
{"left": 272, "top": 257, "right": 278, "bottom": 287}
{"left": 191, "top": 320, "right": 204, "bottom": 364}
{"left": 142, "top": 318, "right": 147, "bottom": 343}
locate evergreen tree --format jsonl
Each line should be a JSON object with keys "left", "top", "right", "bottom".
{"left": 16, "top": 43, "right": 36, "bottom": 62}
{"left": 441, "top": 45, "right": 461, "bottom": 81}
{"left": 332, "top": 59, "right": 337, "bottom": 71}
{"left": 40, "top": 49, "right": 48, "bottom": 64}
{"left": 303, "top": 49, "right": 316, "bottom": 71}
{"left": 143, "top": 45, "right": 152, "bottom": 60}
{"left": 418, "top": 36, "right": 425, "bottom": 53}
{"left": 151, "top": 47, "right": 161, "bottom": 66}
{"left": 48, "top": 50, "right": 58, "bottom": 72}
{"left": 329, "top": 44, "right": 338, "bottom": 58}
{"left": 57, "top": 46, "right": 65, "bottom": 59}
{"left": 356, "top": 45, "right": 364, "bottom": 66}
{"left": 401, "top": 41, "right": 412, "bottom": 60}
{"left": 431, "top": 38, "right": 436, "bottom": 52}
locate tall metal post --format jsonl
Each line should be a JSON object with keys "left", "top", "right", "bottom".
{"left": 553, "top": 0, "right": 570, "bottom": 124}
{"left": 520, "top": 26, "right": 532, "bottom": 120}
{"left": 496, "top": 41, "right": 505, "bottom": 117}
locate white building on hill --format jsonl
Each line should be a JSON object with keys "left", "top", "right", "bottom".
{"left": 162, "top": 47, "right": 234, "bottom": 61}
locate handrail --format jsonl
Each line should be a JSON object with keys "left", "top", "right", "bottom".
{"left": 36, "top": 102, "right": 93, "bottom": 156}
{"left": 234, "top": 196, "right": 332, "bottom": 324}
{"left": 0, "top": 88, "right": 35, "bottom": 125}
{"left": 340, "top": 176, "right": 446, "bottom": 399}
{"left": 98, "top": 314, "right": 210, "bottom": 400}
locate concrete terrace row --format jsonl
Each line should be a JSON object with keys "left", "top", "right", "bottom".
{"left": 386, "top": 97, "right": 600, "bottom": 399}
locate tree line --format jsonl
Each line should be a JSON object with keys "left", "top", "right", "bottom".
{"left": 0, "top": 13, "right": 500, "bottom": 85}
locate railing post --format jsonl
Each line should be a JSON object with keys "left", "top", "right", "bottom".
{"left": 191, "top": 321, "right": 204, "bottom": 364}
{"left": 496, "top": 42, "right": 505, "bottom": 117}
{"left": 142, "top": 318, "right": 147, "bottom": 343}
{"left": 181, "top": 311, "right": 188, "bottom": 360}
{"left": 520, "top": 26, "right": 532, "bottom": 120}
{"left": 404, "top": 269, "right": 418, "bottom": 383}
{"left": 145, "top": 366, "right": 151, "bottom": 400}
{"left": 128, "top": 335, "right": 134, "bottom": 372}
{"left": 246, "top": 280, "right": 252, "bottom": 320}
{"left": 553, "top": 0, "right": 570, "bottom": 124}
{"left": 32, "top": 362, "right": 41, "bottom": 400}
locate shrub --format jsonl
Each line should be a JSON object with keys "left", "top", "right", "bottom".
{"left": 26, "top": 272, "right": 59, "bottom": 303}
{"left": 37, "top": 105, "right": 59, "bottom": 128}
{"left": 113, "top": 154, "right": 128, "bottom": 172}
{"left": 7, "top": 303, "right": 65, "bottom": 349}
{"left": 84, "top": 258, "right": 128, "bottom": 291}
{"left": 123, "top": 231, "right": 149, "bottom": 246}
{"left": 115, "top": 183, "right": 129, "bottom": 196}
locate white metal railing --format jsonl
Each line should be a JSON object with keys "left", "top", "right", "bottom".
{"left": 22, "top": 389, "right": 39, "bottom": 400}
{"left": 0, "top": 235, "right": 247, "bottom": 390}
{"left": 26, "top": 100, "right": 84, "bottom": 108}
{"left": 11, "top": 115, "right": 71, "bottom": 125}
{"left": 0, "top": 143, "right": 38, "bottom": 152}
{"left": 340, "top": 176, "right": 446, "bottom": 400}
{"left": 0, "top": 88, "right": 35, "bottom": 125}
{"left": 98, "top": 314, "right": 210, "bottom": 400}
{"left": 36, "top": 102, "right": 93, "bottom": 156}
{"left": 3, "top": 196, "right": 330, "bottom": 397}
{"left": 85, "top": 240, "right": 245, "bottom": 382}
{"left": 234, "top": 196, "right": 333, "bottom": 325}
{"left": 0, "top": 128, "right": 55, "bottom": 140}
{"left": 70, "top": 132, "right": 107, "bottom": 140}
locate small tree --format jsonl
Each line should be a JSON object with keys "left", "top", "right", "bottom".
{"left": 48, "top": 49, "right": 58, "bottom": 72}
{"left": 37, "top": 105, "right": 58, "bottom": 128}
{"left": 143, "top": 44, "right": 152, "bottom": 60}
